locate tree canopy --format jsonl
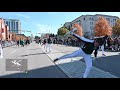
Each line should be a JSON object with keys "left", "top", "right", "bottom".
{"left": 112, "top": 19, "right": 120, "bottom": 36}
{"left": 94, "top": 16, "right": 112, "bottom": 36}
{"left": 57, "top": 27, "right": 69, "bottom": 36}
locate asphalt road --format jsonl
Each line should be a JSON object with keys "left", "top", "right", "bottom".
{"left": 52, "top": 44, "right": 120, "bottom": 77}
{"left": 0, "top": 42, "right": 68, "bottom": 78}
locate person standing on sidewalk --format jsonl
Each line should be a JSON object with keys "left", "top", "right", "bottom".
{"left": 0, "top": 41, "right": 3, "bottom": 59}
{"left": 53, "top": 23, "right": 101, "bottom": 78}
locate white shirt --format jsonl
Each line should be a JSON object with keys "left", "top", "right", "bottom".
{"left": 0, "top": 44, "right": 3, "bottom": 59}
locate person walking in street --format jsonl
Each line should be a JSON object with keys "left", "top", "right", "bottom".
{"left": 41, "top": 38, "right": 47, "bottom": 51}
{"left": 20, "top": 39, "right": 24, "bottom": 47}
{"left": 38, "top": 38, "right": 42, "bottom": 45}
{"left": 17, "top": 40, "right": 20, "bottom": 46}
{"left": 101, "top": 35, "right": 108, "bottom": 56}
{"left": 25, "top": 38, "right": 30, "bottom": 47}
{"left": 47, "top": 36, "right": 52, "bottom": 52}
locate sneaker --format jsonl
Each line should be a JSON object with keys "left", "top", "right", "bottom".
{"left": 102, "top": 54, "right": 106, "bottom": 56}
{"left": 53, "top": 58, "right": 59, "bottom": 62}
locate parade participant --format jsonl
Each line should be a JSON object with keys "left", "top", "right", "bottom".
{"left": 94, "top": 35, "right": 108, "bottom": 58}
{"left": 53, "top": 23, "right": 101, "bottom": 78}
{"left": 47, "top": 36, "right": 52, "bottom": 52}
{"left": 41, "top": 38, "right": 47, "bottom": 51}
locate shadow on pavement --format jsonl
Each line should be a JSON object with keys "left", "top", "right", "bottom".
{"left": 49, "top": 51, "right": 74, "bottom": 54}
{"left": 29, "top": 48, "right": 41, "bottom": 50}
{"left": 2, "top": 54, "right": 120, "bottom": 78}
{"left": 21, "top": 51, "right": 74, "bottom": 57}
{"left": 0, "top": 64, "right": 68, "bottom": 78}
{"left": 80, "top": 54, "right": 120, "bottom": 77}
{"left": 21, "top": 52, "right": 46, "bottom": 57}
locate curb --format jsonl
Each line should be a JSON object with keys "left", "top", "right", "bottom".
{"left": 39, "top": 44, "right": 118, "bottom": 78}
{"left": 39, "top": 45, "right": 70, "bottom": 78}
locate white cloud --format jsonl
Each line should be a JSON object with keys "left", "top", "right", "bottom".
{"left": 47, "top": 12, "right": 58, "bottom": 15}
{"left": 36, "top": 24, "right": 58, "bottom": 34}
{"left": 15, "top": 14, "right": 30, "bottom": 19}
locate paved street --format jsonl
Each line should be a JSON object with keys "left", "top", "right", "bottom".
{"left": 0, "top": 42, "right": 120, "bottom": 78}
{"left": 52, "top": 44, "right": 120, "bottom": 77}
{"left": 42, "top": 44, "right": 120, "bottom": 78}
{"left": 1, "top": 12, "right": 120, "bottom": 78}
{"left": 0, "top": 42, "right": 68, "bottom": 78}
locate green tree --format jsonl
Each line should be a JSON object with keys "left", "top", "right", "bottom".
{"left": 57, "top": 27, "right": 69, "bottom": 36}
{"left": 35, "top": 36, "right": 39, "bottom": 39}
{"left": 112, "top": 19, "right": 120, "bottom": 36}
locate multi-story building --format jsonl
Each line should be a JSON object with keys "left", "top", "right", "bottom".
{"left": 63, "top": 14, "right": 119, "bottom": 36}
{"left": 0, "top": 18, "right": 10, "bottom": 41}
{"left": 4, "top": 19, "right": 21, "bottom": 34}
{"left": 63, "top": 22, "right": 72, "bottom": 30}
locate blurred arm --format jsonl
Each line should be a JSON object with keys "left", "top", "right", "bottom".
{"left": 73, "top": 33, "right": 94, "bottom": 43}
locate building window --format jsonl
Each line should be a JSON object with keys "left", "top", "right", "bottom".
{"left": 16, "top": 22, "right": 18, "bottom": 33}
{"left": 90, "top": 22, "right": 93, "bottom": 25}
{"left": 14, "top": 21, "right": 15, "bottom": 32}
{"left": 106, "top": 18, "right": 110, "bottom": 21}
{"left": 6, "top": 21, "right": 8, "bottom": 26}
{"left": 90, "top": 26, "right": 94, "bottom": 30}
{"left": 9, "top": 21, "right": 10, "bottom": 31}
{"left": 91, "top": 17, "right": 94, "bottom": 21}
{"left": 89, "top": 17, "right": 91, "bottom": 20}
{"left": 11, "top": 21, "right": 13, "bottom": 32}
{"left": 113, "top": 19, "right": 116, "bottom": 22}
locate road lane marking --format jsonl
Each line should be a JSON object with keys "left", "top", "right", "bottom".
{"left": 9, "top": 49, "right": 18, "bottom": 54}
{"left": 4, "top": 49, "right": 20, "bottom": 59}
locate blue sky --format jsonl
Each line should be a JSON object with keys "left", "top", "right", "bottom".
{"left": 0, "top": 12, "right": 120, "bottom": 36}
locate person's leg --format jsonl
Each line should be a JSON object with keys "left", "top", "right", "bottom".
{"left": 94, "top": 46, "right": 99, "bottom": 58}
{"left": 45, "top": 43, "right": 48, "bottom": 52}
{"left": 49, "top": 44, "right": 51, "bottom": 52}
{"left": 94, "top": 49, "right": 98, "bottom": 58}
{"left": 44, "top": 43, "right": 46, "bottom": 49}
{"left": 48, "top": 44, "right": 50, "bottom": 52}
{"left": 101, "top": 45, "right": 105, "bottom": 56}
{"left": 54, "top": 48, "right": 84, "bottom": 62}
{"left": 83, "top": 55, "right": 92, "bottom": 78}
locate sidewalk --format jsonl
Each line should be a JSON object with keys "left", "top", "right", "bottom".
{"left": 40, "top": 44, "right": 118, "bottom": 78}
